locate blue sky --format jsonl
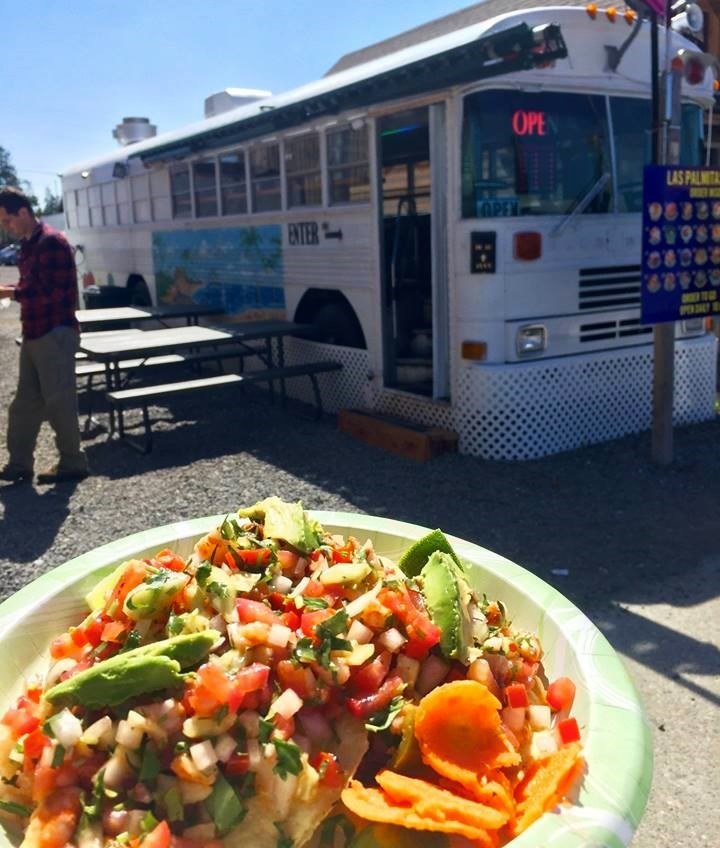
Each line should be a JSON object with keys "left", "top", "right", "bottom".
{"left": 2, "top": 0, "right": 470, "bottom": 202}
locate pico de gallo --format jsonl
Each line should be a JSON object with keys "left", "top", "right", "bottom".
{"left": 0, "top": 499, "right": 584, "bottom": 848}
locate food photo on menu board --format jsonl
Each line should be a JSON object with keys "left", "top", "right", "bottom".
{"left": 641, "top": 165, "right": 720, "bottom": 324}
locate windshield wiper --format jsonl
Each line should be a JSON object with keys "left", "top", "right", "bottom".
{"left": 551, "top": 172, "right": 611, "bottom": 237}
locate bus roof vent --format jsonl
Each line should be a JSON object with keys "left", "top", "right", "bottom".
{"left": 112, "top": 117, "right": 158, "bottom": 147}
{"left": 204, "top": 88, "right": 273, "bottom": 119}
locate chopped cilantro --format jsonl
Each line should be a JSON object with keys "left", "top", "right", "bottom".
{"left": 195, "top": 562, "right": 213, "bottom": 587}
{"left": 258, "top": 717, "right": 274, "bottom": 744}
{"left": 138, "top": 744, "right": 161, "bottom": 783}
{"left": 140, "top": 810, "right": 159, "bottom": 833}
{"left": 120, "top": 629, "right": 142, "bottom": 652}
{"left": 315, "top": 608, "right": 349, "bottom": 639}
{"left": 273, "top": 739, "right": 302, "bottom": 779}
{"left": 293, "top": 637, "right": 318, "bottom": 664}
{"left": 162, "top": 787, "right": 184, "bottom": 822}
{"left": 0, "top": 799, "right": 32, "bottom": 817}
{"left": 301, "top": 596, "right": 328, "bottom": 610}
{"left": 365, "top": 695, "right": 405, "bottom": 733}
{"left": 319, "top": 813, "right": 355, "bottom": 846}
{"left": 167, "top": 614, "right": 184, "bottom": 636}
{"left": 51, "top": 744, "right": 66, "bottom": 768}
{"left": 205, "top": 772, "right": 247, "bottom": 836}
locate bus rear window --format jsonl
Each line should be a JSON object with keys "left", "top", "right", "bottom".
{"left": 461, "top": 90, "right": 611, "bottom": 218}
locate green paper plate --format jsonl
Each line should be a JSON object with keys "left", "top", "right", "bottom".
{"left": 0, "top": 512, "right": 653, "bottom": 847}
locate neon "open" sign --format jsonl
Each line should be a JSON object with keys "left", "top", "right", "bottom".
{"left": 512, "top": 110, "right": 547, "bottom": 136}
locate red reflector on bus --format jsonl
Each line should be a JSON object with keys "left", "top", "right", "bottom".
{"left": 684, "top": 58, "right": 706, "bottom": 85}
{"left": 514, "top": 232, "right": 542, "bottom": 261}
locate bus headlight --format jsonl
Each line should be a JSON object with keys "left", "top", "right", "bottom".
{"left": 681, "top": 317, "right": 704, "bottom": 336}
{"left": 516, "top": 324, "right": 547, "bottom": 356}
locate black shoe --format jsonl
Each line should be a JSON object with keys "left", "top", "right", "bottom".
{"left": 36, "top": 466, "right": 89, "bottom": 484}
{"left": 0, "top": 465, "right": 32, "bottom": 483}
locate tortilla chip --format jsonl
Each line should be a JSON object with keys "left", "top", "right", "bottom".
{"left": 341, "top": 781, "right": 499, "bottom": 847}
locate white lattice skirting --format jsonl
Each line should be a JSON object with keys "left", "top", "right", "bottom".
{"left": 455, "top": 336, "right": 718, "bottom": 460}
{"left": 280, "top": 336, "right": 717, "bottom": 461}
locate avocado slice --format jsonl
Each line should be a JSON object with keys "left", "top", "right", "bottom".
{"left": 419, "top": 552, "right": 474, "bottom": 663}
{"left": 45, "top": 630, "right": 219, "bottom": 709}
{"left": 397, "top": 529, "right": 464, "bottom": 577}
{"left": 238, "top": 497, "right": 322, "bottom": 553}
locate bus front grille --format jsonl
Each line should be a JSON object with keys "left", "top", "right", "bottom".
{"left": 579, "top": 316, "right": 652, "bottom": 343}
{"left": 578, "top": 264, "right": 641, "bottom": 311}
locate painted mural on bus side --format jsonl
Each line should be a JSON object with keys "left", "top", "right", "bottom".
{"left": 152, "top": 226, "right": 284, "bottom": 321}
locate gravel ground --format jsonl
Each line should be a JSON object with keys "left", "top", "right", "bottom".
{"left": 0, "top": 295, "right": 718, "bottom": 847}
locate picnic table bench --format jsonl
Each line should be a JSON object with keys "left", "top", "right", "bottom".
{"left": 106, "top": 361, "right": 343, "bottom": 453}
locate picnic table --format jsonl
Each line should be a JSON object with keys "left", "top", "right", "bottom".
{"left": 77, "top": 320, "right": 342, "bottom": 451}
{"left": 76, "top": 303, "right": 222, "bottom": 329}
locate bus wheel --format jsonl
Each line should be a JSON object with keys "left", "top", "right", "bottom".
{"left": 309, "top": 303, "right": 366, "bottom": 348}
{"left": 127, "top": 276, "right": 152, "bottom": 306}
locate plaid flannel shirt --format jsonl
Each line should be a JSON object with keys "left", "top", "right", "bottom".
{"left": 14, "top": 222, "right": 79, "bottom": 340}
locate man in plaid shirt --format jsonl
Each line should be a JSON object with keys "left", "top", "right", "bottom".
{"left": 0, "top": 187, "right": 89, "bottom": 484}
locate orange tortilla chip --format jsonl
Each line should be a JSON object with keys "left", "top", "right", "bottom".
{"left": 376, "top": 769, "right": 509, "bottom": 831}
{"left": 437, "top": 771, "right": 515, "bottom": 819}
{"left": 342, "top": 781, "right": 499, "bottom": 848}
{"left": 512, "top": 743, "right": 584, "bottom": 836}
{"left": 414, "top": 681, "right": 521, "bottom": 798}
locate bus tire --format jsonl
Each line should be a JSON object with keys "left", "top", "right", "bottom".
{"left": 127, "top": 275, "right": 152, "bottom": 307}
{"left": 309, "top": 302, "right": 366, "bottom": 348}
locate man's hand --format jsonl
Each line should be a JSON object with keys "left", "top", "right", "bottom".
{"left": 0, "top": 285, "right": 16, "bottom": 298}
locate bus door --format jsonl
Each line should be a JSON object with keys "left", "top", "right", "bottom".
{"left": 378, "top": 105, "right": 449, "bottom": 399}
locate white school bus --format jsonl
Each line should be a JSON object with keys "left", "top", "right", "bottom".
{"left": 60, "top": 6, "right": 718, "bottom": 459}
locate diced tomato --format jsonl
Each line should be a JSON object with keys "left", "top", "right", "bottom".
{"left": 276, "top": 660, "right": 317, "bottom": 700}
{"left": 547, "top": 677, "right": 576, "bottom": 712}
{"left": 445, "top": 666, "right": 467, "bottom": 683}
{"left": 346, "top": 675, "right": 403, "bottom": 720}
{"left": 378, "top": 586, "right": 441, "bottom": 659}
{"left": 59, "top": 658, "right": 94, "bottom": 682}
{"left": 82, "top": 616, "right": 107, "bottom": 648}
{"left": 224, "top": 752, "right": 249, "bottom": 776}
{"left": 144, "top": 820, "right": 172, "bottom": 848}
{"left": 2, "top": 695, "right": 41, "bottom": 737}
{"left": 49, "top": 632, "right": 86, "bottom": 661}
{"left": 311, "top": 751, "right": 344, "bottom": 787}
{"left": 234, "top": 548, "right": 273, "bottom": 568}
{"left": 236, "top": 598, "right": 278, "bottom": 626}
{"left": 69, "top": 626, "right": 88, "bottom": 648}
{"left": 101, "top": 621, "right": 127, "bottom": 643}
{"left": 31, "top": 762, "right": 78, "bottom": 803}
{"left": 24, "top": 684, "right": 42, "bottom": 704}
{"left": 302, "top": 579, "right": 326, "bottom": 598}
{"left": 556, "top": 716, "right": 581, "bottom": 744}
{"left": 350, "top": 652, "right": 391, "bottom": 694}
{"left": 331, "top": 543, "right": 353, "bottom": 564}
{"left": 281, "top": 609, "right": 301, "bottom": 631}
{"left": 233, "top": 663, "right": 271, "bottom": 694}
{"left": 276, "top": 550, "right": 300, "bottom": 572}
{"left": 154, "top": 549, "right": 187, "bottom": 572}
{"left": 505, "top": 682, "right": 530, "bottom": 709}
{"left": 300, "top": 608, "right": 335, "bottom": 637}
{"left": 22, "top": 728, "right": 50, "bottom": 759}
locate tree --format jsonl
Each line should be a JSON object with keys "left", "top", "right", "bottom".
{"left": 0, "top": 145, "right": 20, "bottom": 188}
{"left": 42, "top": 188, "right": 63, "bottom": 215}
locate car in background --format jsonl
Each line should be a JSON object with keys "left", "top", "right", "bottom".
{"left": 0, "top": 244, "right": 19, "bottom": 265}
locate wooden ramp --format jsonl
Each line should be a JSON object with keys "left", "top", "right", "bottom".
{"left": 338, "top": 409, "right": 458, "bottom": 462}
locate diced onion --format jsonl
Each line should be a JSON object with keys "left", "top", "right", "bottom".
{"left": 347, "top": 619, "right": 374, "bottom": 645}
{"left": 297, "top": 710, "right": 332, "bottom": 745}
{"left": 103, "top": 749, "right": 132, "bottom": 789}
{"left": 269, "top": 688, "right": 303, "bottom": 720}
{"left": 395, "top": 654, "right": 420, "bottom": 689}
{"left": 48, "top": 709, "right": 84, "bottom": 748}
{"left": 44, "top": 659, "right": 77, "bottom": 689}
{"left": 344, "top": 581, "right": 382, "bottom": 619}
{"left": 375, "top": 627, "right": 407, "bottom": 653}
{"left": 267, "top": 623, "right": 292, "bottom": 648}
{"left": 81, "top": 716, "right": 113, "bottom": 747}
{"left": 528, "top": 704, "right": 552, "bottom": 731}
{"left": 246, "top": 738, "right": 261, "bottom": 769}
{"left": 269, "top": 574, "right": 293, "bottom": 594}
{"left": 115, "top": 719, "right": 143, "bottom": 750}
{"left": 189, "top": 740, "right": 218, "bottom": 772}
{"left": 289, "top": 576, "right": 310, "bottom": 599}
{"left": 416, "top": 655, "right": 451, "bottom": 696}
{"left": 214, "top": 734, "right": 237, "bottom": 763}
{"left": 530, "top": 729, "right": 558, "bottom": 759}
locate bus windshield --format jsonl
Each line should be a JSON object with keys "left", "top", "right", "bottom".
{"left": 461, "top": 90, "right": 706, "bottom": 219}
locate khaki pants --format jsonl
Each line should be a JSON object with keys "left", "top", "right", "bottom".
{"left": 6, "top": 327, "right": 88, "bottom": 473}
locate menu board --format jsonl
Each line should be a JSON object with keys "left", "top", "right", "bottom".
{"left": 640, "top": 165, "right": 720, "bottom": 325}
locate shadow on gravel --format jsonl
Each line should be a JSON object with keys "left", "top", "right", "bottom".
{"left": 0, "top": 480, "right": 79, "bottom": 561}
